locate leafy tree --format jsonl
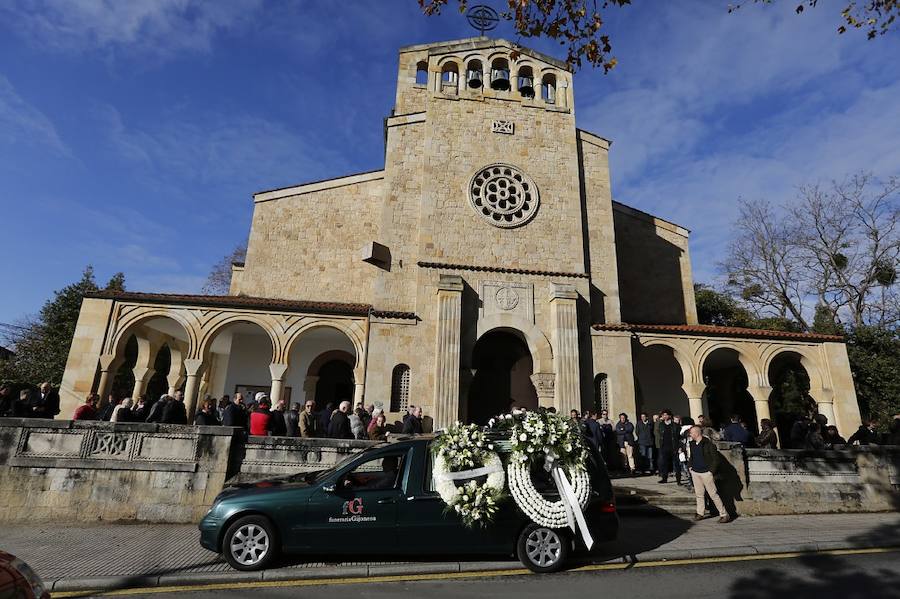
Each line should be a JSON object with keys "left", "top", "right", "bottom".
{"left": 0, "top": 266, "right": 125, "bottom": 385}
{"left": 845, "top": 325, "right": 900, "bottom": 424}
{"left": 418, "top": 0, "right": 898, "bottom": 71}
{"left": 202, "top": 244, "right": 247, "bottom": 295}
{"left": 694, "top": 284, "right": 756, "bottom": 327}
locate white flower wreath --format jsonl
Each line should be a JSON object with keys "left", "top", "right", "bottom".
{"left": 507, "top": 460, "right": 591, "bottom": 528}
{"left": 434, "top": 450, "right": 506, "bottom": 506}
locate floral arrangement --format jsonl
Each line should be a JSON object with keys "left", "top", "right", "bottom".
{"left": 507, "top": 409, "right": 587, "bottom": 471}
{"left": 432, "top": 422, "right": 506, "bottom": 527}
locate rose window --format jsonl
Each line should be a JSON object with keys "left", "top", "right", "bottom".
{"left": 468, "top": 164, "right": 539, "bottom": 228}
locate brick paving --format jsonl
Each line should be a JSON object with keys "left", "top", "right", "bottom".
{"left": 2, "top": 511, "right": 898, "bottom": 583}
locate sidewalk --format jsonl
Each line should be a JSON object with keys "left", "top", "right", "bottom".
{"left": 3, "top": 511, "right": 898, "bottom": 593}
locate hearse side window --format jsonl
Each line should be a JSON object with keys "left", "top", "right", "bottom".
{"left": 345, "top": 452, "right": 406, "bottom": 491}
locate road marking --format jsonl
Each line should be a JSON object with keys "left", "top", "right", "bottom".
{"left": 53, "top": 546, "right": 900, "bottom": 598}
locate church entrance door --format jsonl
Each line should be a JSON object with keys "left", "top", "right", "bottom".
{"left": 315, "top": 360, "right": 355, "bottom": 409}
{"left": 467, "top": 330, "right": 538, "bottom": 424}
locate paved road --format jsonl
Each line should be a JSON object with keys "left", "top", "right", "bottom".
{"left": 78, "top": 550, "right": 900, "bottom": 599}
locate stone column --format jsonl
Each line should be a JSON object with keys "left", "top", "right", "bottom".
{"left": 183, "top": 358, "right": 204, "bottom": 417}
{"left": 96, "top": 354, "right": 122, "bottom": 401}
{"left": 166, "top": 346, "right": 186, "bottom": 396}
{"left": 269, "top": 363, "right": 289, "bottom": 405}
{"left": 559, "top": 80, "right": 569, "bottom": 108}
{"left": 353, "top": 383, "right": 365, "bottom": 407}
{"left": 131, "top": 366, "right": 155, "bottom": 402}
{"left": 747, "top": 384, "right": 773, "bottom": 426}
{"left": 432, "top": 274, "right": 464, "bottom": 429}
{"left": 812, "top": 386, "right": 836, "bottom": 426}
{"left": 683, "top": 382, "right": 707, "bottom": 421}
{"left": 530, "top": 373, "right": 555, "bottom": 409}
{"left": 549, "top": 283, "right": 580, "bottom": 414}
{"left": 303, "top": 376, "right": 319, "bottom": 404}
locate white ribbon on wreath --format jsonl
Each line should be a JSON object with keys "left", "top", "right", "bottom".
{"left": 433, "top": 451, "right": 506, "bottom": 506}
{"left": 507, "top": 448, "right": 594, "bottom": 550}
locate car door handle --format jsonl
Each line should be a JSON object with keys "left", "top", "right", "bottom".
{"left": 406, "top": 495, "right": 440, "bottom": 502}
{"left": 377, "top": 498, "right": 396, "bottom": 505}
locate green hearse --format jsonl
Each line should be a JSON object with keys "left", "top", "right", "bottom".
{"left": 199, "top": 435, "right": 618, "bottom": 573}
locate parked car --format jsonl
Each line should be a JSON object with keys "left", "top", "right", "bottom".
{"left": 0, "top": 551, "right": 50, "bottom": 599}
{"left": 199, "top": 435, "right": 618, "bottom": 573}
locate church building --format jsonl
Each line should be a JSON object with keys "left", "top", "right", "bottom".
{"left": 60, "top": 37, "right": 861, "bottom": 434}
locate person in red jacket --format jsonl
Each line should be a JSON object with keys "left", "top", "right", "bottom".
{"left": 249, "top": 396, "right": 274, "bottom": 436}
{"left": 73, "top": 394, "right": 99, "bottom": 421}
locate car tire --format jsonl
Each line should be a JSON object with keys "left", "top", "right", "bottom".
{"left": 222, "top": 515, "right": 278, "bottom": 571}
{"left": 516, "top": 524, "right": 570, "bottom": 573}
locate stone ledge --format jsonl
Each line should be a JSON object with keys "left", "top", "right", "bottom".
{"left": 8, "top": 457, "right": 199, "bottom": 472}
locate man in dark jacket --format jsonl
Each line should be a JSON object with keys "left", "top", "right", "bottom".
{"left": 270, "top": 400, "right": 288, "bottom": 436}
{"left": 285, "top": 403, "right": 301, "bottom": 437}
{"left": 615, "top": 413, "right": 636, "bottom": 474}
{"left": 0, "top": 384, "right": 14, "bottom": 417}
{"left": 402, "top": 405, "right": 424, "bottom": 434}
{"left": 145, "top": 395, "right": 167, "bottom": 423}
{"left": 328, "top": 400, "right": 354, "bottom": 439}
{"left": 222, "top": 395, "right": 247, "bottom": 429}
{"left": 722, "top": 415, "right": 750, "bottom": 445}
{"left": 161, "top": 391, "right": 188, "bottom": 425}
{"left": 654, "top": 409, "right": 680, "bottom": 484}
{"left": 848, "top": 419, "right": 880, "bottom": 445}
{"left": 635, "top": 413, "right": 655, "bottom": 474}
{"left": 583, "top": 414, "right": 603, "bottom": 454}
{"left": 29, "top": 383, "right": 60, "bottom": 419}
{"left": 686, "top": 426, "right": 731, "bottom": 523}
{"left": 194, "top": 398, "right": 221, "bottom": 426}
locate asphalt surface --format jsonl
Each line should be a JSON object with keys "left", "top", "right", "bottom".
{"left": 70, "top": 550, "right": 900, "bottom": 599}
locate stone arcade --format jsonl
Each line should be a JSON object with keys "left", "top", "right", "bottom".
{"left": 60, "top": 37, "right": 861, "bottom": 435}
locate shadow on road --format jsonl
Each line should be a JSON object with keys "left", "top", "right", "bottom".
{"left": 728, "top": 553, "right": 900, "bottom": 599}
{"left": 584, "top": 507, "right": 693, "bottom": 565}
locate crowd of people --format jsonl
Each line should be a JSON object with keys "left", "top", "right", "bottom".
{"left": 569, "top": 407, "right": 900, "bottom": 484}
{"left": 0, "top": 382, "right": 428, "bottom": 442}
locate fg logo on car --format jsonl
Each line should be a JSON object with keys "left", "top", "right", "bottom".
{"left": 342, "top": 497, "right": 363, "bottom": 516}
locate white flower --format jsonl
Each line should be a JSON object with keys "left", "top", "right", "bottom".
{"left": 519, "top": 433, "right": 527, "bottom": 441}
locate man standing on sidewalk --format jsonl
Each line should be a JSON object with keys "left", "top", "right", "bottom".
{"left": 655, "top": 409, "right": 680, "bottom": 484}
{"left": 686, "top": 425, "right": 731, "bottom": 523}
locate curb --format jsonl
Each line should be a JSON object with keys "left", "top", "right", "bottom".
{"left": 49, "top": 542, "right": 900, "bottom": 593}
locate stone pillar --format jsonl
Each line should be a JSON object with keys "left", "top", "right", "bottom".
{"left": 131, "top": 367, "right": 155, "bottom": 402}
{"left": 549, "top": 283, "right": 580, "bottom": 414}
{"left": 269, "top": 363, "right": 289, "bottom": 405}
{"left": 747, "top": 384, "right": 773, "bottom": 426}
{"left": 353, "top": 383, "right": 365, "bottom": 407}
{"left": 96, "top": 354, "right": 122, "bottom": 401}
{"left": 683, "top": 382, "right": 707, "bottom": 421}
{"left": 166, "top": 346, "right": 186, "bottom": 396}
{"left": 530, "top": 373, "right": 555, "bottom": 409}
{"left": 559, "top": 80, "right": 568, "bottom": 108}
{"left": 812, "top": 386, "right": 837, "bottom": 426}
{"left": 183, "top": 358, "right": 204, "bottom": 418}
{"left": 433, "top": 274, "right": 464, "bottom": 429}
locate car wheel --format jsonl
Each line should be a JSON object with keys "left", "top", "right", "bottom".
{"left": 223, "top": 515, "right": 278, "bottom": 571}
{"left": 516, "top": 524, "right": 570, "bottom": 573}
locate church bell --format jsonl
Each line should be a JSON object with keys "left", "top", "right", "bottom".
{"left": 467, "top": 68, "right": 483, "bottom": 89}
{"left": 518, "top": 76, "right": 534, "bottom": 98}
{"left": 490, "top": 67, "right": 510, "bottom": 91}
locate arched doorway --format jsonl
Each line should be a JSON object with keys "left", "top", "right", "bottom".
{"left": 314, "top": 360, "right": 355, "bottom": 409}
{"left": 702, "top": 348, "right": 756, "bottom": 433}
{"left": 632, "top": 342, "right": 689, "bottom": 418}
{"left": 467, "top": 330, "right": 537, "bottom": 424}
{"left": 767, "top": 351, "right": 815, "bottom": 448}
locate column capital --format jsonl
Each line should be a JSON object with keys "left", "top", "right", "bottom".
{"left": 183, "top": 358, "right": 204, "bottom": 376}
{"left": 269, "top": 363, "right": 289, "bottom": 381}
{"left": 530, "top": 372, "right": 555, "bottom": 408}
{"left": 99, "top": 354, "right": 120, "bottom": 370}
{"left": 682, "top": 382, "right": 706, "bottom": 399}
{"left": 549, "top": 282, "right": 578, "bottom": 302}
{"left": 436, "top": 274, "right": 464, "bottom": 293}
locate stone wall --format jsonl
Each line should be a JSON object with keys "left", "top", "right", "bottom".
{"left": 715, "top": 442, "right": 900, "bottom": 515}
{"left": 0, "top": 418, "right": 375, "bottom": 524}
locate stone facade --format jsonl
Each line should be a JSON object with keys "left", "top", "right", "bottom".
{"left": 60, "top": 36, "right": 862, "bottom": 436}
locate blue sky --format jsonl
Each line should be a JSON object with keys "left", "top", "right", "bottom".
{"left": 1, "top": 0, "right": 898, "bottom": 325}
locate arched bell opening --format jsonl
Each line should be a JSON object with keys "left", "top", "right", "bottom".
{"left": 466, "top": 59, "right": 484, "bottom": 89}
{"left": 541, "top": 73, "right": 557, "bottom": 104}
{"left": 415, "top": 60, "right": 428, "bottom": 85}
{"left": 490, "top": 58, "right": 510, "bottom": 91}
{"left": 517, "top": 65, "right": 535, "bottom": 98}
{"left": 440, "top": 62, "right": 459, "bottom": 94}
